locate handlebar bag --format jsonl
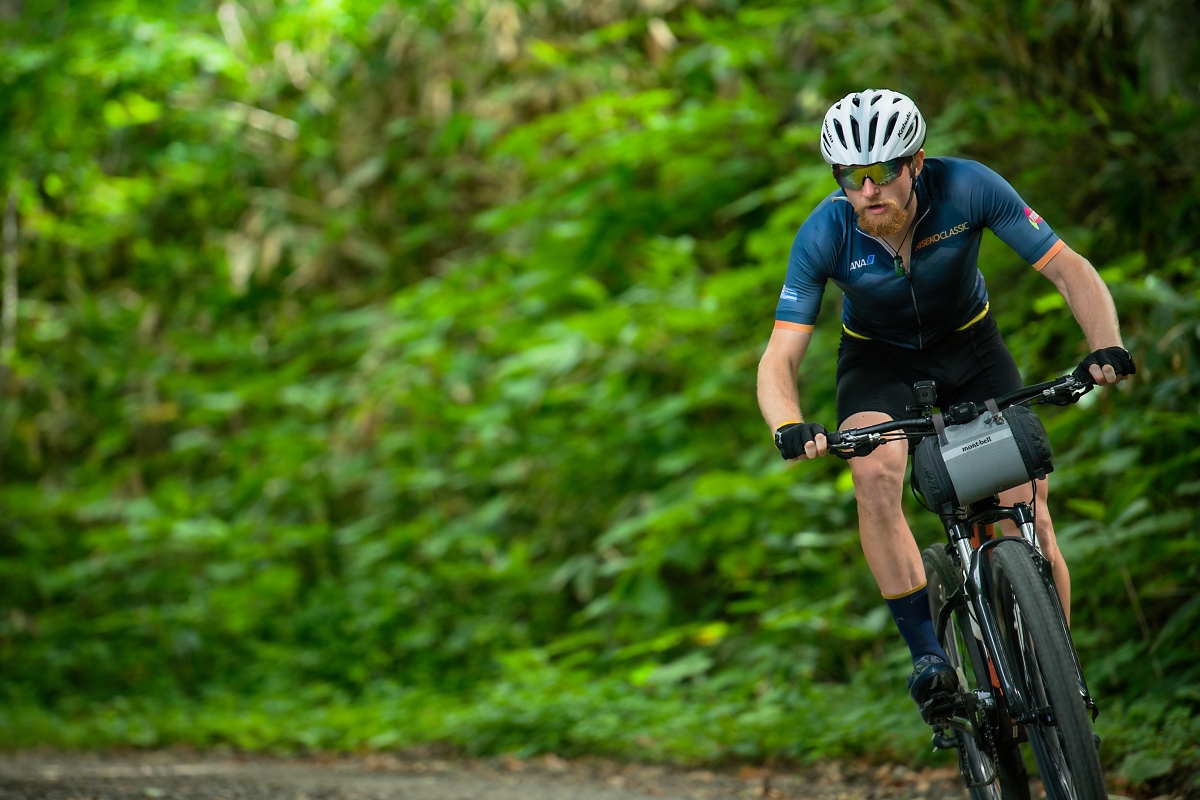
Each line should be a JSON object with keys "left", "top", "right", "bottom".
{"left": 912, "top": 404, "right": 1054, "bottom": 513}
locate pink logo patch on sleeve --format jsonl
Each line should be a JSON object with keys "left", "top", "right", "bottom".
{"left": 1024, "top": 206, "right": 1042, "bottom": 230}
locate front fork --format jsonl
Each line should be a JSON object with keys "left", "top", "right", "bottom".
{"left": 947, "top": 503, "right": 1097, "bottom": 724}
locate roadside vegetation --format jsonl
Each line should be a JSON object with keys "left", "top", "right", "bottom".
{"left": 0, "top": 0, "right": 1196, "bottom": 793}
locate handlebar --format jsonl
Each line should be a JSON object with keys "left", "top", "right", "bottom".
{"left": 825, "top": 374, "right": 1093, "bottom": 458}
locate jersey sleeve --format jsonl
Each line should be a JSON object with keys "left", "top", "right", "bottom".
{"left": 774, "top": 199, "right": 842, "bottom": 331}
{"left": 948, "top": 159, "right": 1064, "bottom": 271}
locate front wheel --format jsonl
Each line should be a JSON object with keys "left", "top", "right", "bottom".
{"left": 924, "top": 544, "right": 1029, "bottom": 800}
{"left": 991, "top": 543, "right": 1105, "bottom": 800}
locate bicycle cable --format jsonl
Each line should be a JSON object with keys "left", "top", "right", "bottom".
{"left": 1028, "top": 478, "right": 1037, "bottom": 536}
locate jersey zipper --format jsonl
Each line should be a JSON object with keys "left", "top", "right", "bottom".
{"left": 905, "top": 207, "right": 931, "bottom": 349}
{"left": 856, "top": 206, "right": 931, "bottom": 349}
{"left": 905, "top": 273, "right": 924, "bottom": 349}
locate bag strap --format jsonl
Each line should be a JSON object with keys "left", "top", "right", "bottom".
{"left": 933, "top": 412, "right": 949, "bottom": 446}
{"left": 984, "top": 397, "right": 1003, "bottom": 424}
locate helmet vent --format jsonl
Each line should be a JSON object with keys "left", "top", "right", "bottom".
{"left": 870, "top": 93, "right": 882, "bottom": 105}
{"left": 851, "top": 95, "right": 860, "bottom": 107}
{"left": 883, "top": 112, "right": 899, "bottom": 144}
{"left": 832, "top": 120, "right": 848, "bottom": 149}
{"left": 850, "top": 117, "right": 861, "bottom": 151}
{"left": 867, "top": 115, "right": 879, "bottom": 150}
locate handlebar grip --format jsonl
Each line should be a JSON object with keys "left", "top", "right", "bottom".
{"left": 825, "top": 431, "right": 842, "bottom": 447}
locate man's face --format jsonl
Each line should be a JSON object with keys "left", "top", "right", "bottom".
{"left": 842, "top": 151, "right": 924, "bottom": 238}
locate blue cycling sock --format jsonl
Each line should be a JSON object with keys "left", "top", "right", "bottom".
{"left": 885, "top": 584, "right": 948, "bottom": 663}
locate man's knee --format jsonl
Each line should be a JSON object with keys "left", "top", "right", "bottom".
{"left": 850, "top": 445, "right": 907, "bottom": 511}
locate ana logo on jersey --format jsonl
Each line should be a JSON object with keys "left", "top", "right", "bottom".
{"left": 1024, "top": 206, "right": 1043, "bottom": 230}
{"left": 849, "top": 254, "right": 876, "bottom": 271}
{"left": 780, "top": 286, "right": 800, "bottom": 302}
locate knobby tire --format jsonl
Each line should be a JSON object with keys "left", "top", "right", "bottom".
{"left": 924, "top": 544, "right": 1030, "bottom": 800}
{"left": 991, "top": 543, "right": 1106, "bottom": 800}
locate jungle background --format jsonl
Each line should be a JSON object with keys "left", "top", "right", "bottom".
{"left": 0, "top": 0, "right": 1197, "bottom": 791}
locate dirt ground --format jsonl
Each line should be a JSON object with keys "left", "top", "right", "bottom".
{"left": 0, "top": 750, "right": 986, "bottom": 800}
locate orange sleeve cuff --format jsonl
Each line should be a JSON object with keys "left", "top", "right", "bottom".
{"left": 774, "top": 320, "right": 815, "bottom": 333}
{"left": 1032, "top": 239, "right": 1066, "bottom": 272}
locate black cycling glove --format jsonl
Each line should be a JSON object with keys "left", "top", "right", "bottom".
{"left": 1072, "top": 346, "right": 1136, "bottom": 385}
{"left": 774, "top": 422, "right": 828, "bottom": 460}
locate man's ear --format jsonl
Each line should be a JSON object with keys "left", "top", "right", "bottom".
{"left": 912, "top": 148, "right": 925, "bottom": 177}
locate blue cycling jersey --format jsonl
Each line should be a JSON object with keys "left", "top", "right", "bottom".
{"left": 774, "top": 157, "right": 1063, "bottom": 350}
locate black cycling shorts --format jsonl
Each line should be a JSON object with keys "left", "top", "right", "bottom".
{"left": 836, "top": 313, "right": 1023, "bottom": 427}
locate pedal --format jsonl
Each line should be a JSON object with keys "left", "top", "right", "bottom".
{"left": 916, "top": 686, "right": 964, "bottom": 724}
{"left": 931, "top": 728, "right": 958, "bottom": 751}
{"left": 916, "top": 700, "right": 955, "bottom": 724}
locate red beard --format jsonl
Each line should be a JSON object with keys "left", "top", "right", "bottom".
{"left": 854, "top": 196, "right": 909, "bottom": 237}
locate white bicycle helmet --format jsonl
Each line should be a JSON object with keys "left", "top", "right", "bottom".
{"left": 820, "top": 89, "right": 926, "bottom": 166}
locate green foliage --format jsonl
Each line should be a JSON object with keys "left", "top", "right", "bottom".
{"left": 0, "top": 0, "right": 1197, "bottom": 782}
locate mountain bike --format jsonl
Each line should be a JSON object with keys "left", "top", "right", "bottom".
{"left": 826, "top": 374, "right": 1105, "bottom": 800}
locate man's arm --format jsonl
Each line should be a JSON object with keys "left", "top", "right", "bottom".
{"left": 1038, "top": 244, "right": 1126, "bottom": 386}
{"left": 756, "top": 327, "right": 828, "bottom": 458}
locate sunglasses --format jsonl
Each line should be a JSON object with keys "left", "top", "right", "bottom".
{"left": 832, "top": 157, "right": 911, "bottom": 191}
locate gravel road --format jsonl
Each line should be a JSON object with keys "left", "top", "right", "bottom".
{"left": 0, "top": 751, "right": 976, "bottom": 800}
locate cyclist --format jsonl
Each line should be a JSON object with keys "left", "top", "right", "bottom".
{"left": 755, "top": 89, "right": 1135, "bottom": 723}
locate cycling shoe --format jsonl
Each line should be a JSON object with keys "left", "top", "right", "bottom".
{"left": 909, "top": 655, "right": 960, "bottom": 724}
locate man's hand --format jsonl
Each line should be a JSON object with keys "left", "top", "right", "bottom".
{"left": 1072, "top": 346, "right": 1136, "bottom": 386}
{"left": 775, "top": 422, "right": 829, "bottom": 460}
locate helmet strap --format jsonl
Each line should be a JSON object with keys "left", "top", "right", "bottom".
{"left": 903, "top": 159, "right": 918, "bottom": 211}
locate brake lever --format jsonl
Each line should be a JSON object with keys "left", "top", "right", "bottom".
{"left": 1042, "top": 377, "right": 1093, "bottom": 406}
{"left": 828, "top": 432, "right": 881, "bottom": 460}
{"left": 827, "top": 432, "right": 856, "bottom": 461}
{"left": 833, "top": 446, "right": 857, "bottom": 461}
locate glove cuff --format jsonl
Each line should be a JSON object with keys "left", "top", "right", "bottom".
{"left": 774, "top": 421, "right": 800, "bottom": 451}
